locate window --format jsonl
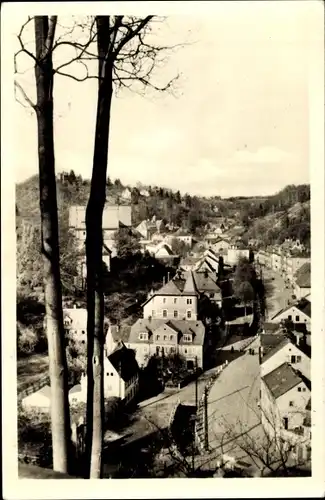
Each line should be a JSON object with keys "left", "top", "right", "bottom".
{"left": 183, "top": 334, "right": 192, "bottom": 342}
{"left": 156, "top": 335, "right": 160, "bottom": 341}
{"left": 283, "top": 417, "right": 289, "bottom": 430}
{"left": 184, "top": 348, "right": 188, "bottom": 354}
{"left": 81, "top": 340, "right": 85, "bottom": 344}
{"left": 164, "top": 335, "right": 167, "bottom": 341}
{"left": 82, "top": 330, "right": 85, "bottom": 334}
{"left": 295, "top": 315, "right": 300, "bottom": 322}
{"left": 163, "top": 310, "right": 167, "bottom": 318}
{"left": 288, "top": 315, "right": 292, "bottom": 320}
{"left": 174, "top": 310, "right": 178, "bottom": 318}
{"left": 209, "top": 293, "right": 214, "bottom": 298}
{"left": 291, "top": 355, "right": 296, "bottom": 363}
{"left": 170, "top": 335, "right": 174, "bottom": 341}
{"left": 302, "top": 387, "right": 306, "bottom": 392}
{"left": 298, "top": 387, "right": 302, "bottom": 392}
{"left": 111, "top": 372, "right": 113, "bottom": 376}
{"left": 187, "top": 298, "right": 192, "bottom": 305}
{"left": 289, "top": 401, "right": 294, "bottom": 407}
{"left": 106, "top": 372, "right": 109, "bottom": 376}
{"left": 187, "top": 310, "right": 192, "bottom": 319}
{"left": 174, "top": 298, "right": 177, "bottom": 304}
{"left": 297, "top": 356, "right": 301, "bottom": 363}
{"left": 163, "top": 298, "right": 166, "bottom": 304}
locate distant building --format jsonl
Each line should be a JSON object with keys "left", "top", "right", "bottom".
{"left": 63, "top": 306, "right": 109, "bottom": 344}
{"left": 286, "top": 257, "right": 310, "bottom": 283}
{"left": 140, "top": 189, "right": 150, "bottom": 197}
{"left": 211, "top": 237, "right": 232, "bottom": 254}
{"left": 121, "top": 187, "right": 132, "bottom": 201}
{"left": 136, "top": 219, "right": 157, "bottom": 240}
{"left": 225, "top": 247, "right": 250, "bottom": 266}
{"left": 69, "top": 204, "right": 132, "bottom": 257}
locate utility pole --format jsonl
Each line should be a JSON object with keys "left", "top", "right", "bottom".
{"left": 195, "top": 356, "right": 198, "bottom": 409}
{"left": 204, "top": 386, "right": 209, "bottom": 451}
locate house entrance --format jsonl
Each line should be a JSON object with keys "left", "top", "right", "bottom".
{"left": 187, "top": 360, "right": 194, "bottom": 370}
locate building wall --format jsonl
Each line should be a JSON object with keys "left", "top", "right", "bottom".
{"left": 226, "top": 248, "right": 250, "bottom": 265}
{"left": 127, "top": 341, "right": 204, "bottom": 369}
{"left": 211, "top": 239, "right": 231, "bottom": 253}
{"left": 286, "top": 257, "right": 310, "bottom": 282}
{"left": 270, "top": 306, "right": 311, "bottom": 332}
{"left": 277, "top": 382, "right": 311, "bottom": 432}
{"left": 294, "top": 284, "right": 310, "bottom": 301}
{"left": 143, "top": 295, "right": 198, "bottom": 320}
{"left": 261, "top": 344, "right": 310, "bottom": 380}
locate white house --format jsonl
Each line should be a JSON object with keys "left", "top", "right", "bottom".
{"left": 210, "top": 237, "right": 231, "bottom": 254}
{"left": 143, "top": 272, "right": 198, "bottom": 321}
{"left": 261, "top": 363, "right": 311, "bottom": 460}
{"left": 140, "top": 188, "right": 150, "bottom": 197}
{"left": 127, "top": 317, "right": 207, "bottom": 369}
{"left": 78, "top": 344, "right": 139, "bottom": 405}
{"left": 270, "top": 301, "right": 311, "bottom": 332}
{"left": 260, "top": 336, "right": 310, "bottom": 381}
{"left": 121, "top": 187, "right": 132, "bottom": 201}
{"left": 293, "top": 262, "right": 311, "bottom": 300}
{"left": 226, "top": 247, "right": 250, "bottom": 266}
{"left": 22, "top": 385, "right": 51, "bottom": 412}
{"left": 63, "top": 306, "right": 109, "bottom": 344}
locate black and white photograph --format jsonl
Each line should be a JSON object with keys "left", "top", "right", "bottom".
{"left": 2, "top": 0, "right": 324, "bottom": 497}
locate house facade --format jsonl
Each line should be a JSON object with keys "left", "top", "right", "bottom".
{"left": 69, "top": 204, "right": 131, "bottom": 257}
{"left": 79, "top": 344, "right": 139, "bottom": 405}
{"left": 63, "top": 306, "right": 109, "bottom": 344}
{"left": 143, "top": 275, "right": 198, "bottom": 321}
{"left": 127, "top": 318, "right": 207, "bottom": 369}
{"left": 286, "top": 257, "right": 310, "bottom": 283}
{"left": 270, "top": 302, "right": 311, "bottom": 332}
{"left": 226, "top": 247, "right": 250, "bottom": 266}
{"left": 261, "top": 363, "right": 311, "bottom": 460}
{"left": 211, "top": 237, "right": 231, "bottom": 254}
{"left": 260, "top": 337, "right": 310, "bottom": 381}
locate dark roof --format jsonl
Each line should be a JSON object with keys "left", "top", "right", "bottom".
{"left": 108, "top": 345, "right": 139, "bottom": 382}
{"left": 193, "top": 272, "right": 221, "bottom": 295}
{"left": 261, "top": 336, "right": 291, "bottom": 362}
{"left": 129, "top": 318, "right": 205, "bottom": 346}
{"left": 110, "top": 324, "right": 132, "bottom": 343}
{"left": 262, "top": 363, "right": 306, "bottom": 399}
{"left": 263, "top": 323, "right": 282, "bottom": 334}
{"left": 296, "top": 300, "right": 311, "bottom": 318}
{"left": 294, "top": 262, "right": 311, "bottom": 288}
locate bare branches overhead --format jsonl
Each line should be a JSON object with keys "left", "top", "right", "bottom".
{"left": 15, "top": 15, "right": 183, "bottom": 97}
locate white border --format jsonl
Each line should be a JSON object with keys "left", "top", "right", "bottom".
{"left": 2, "top": 1, "right": 325, "bottom": 498}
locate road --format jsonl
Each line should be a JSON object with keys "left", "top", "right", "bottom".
{"left": 262, "top": 267, "right": 293, "bottom": 321}
{"left": 204, "top": 353, "right": 263, "bottom": 466}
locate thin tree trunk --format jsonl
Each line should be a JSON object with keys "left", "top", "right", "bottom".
{"left": 34, "top": 16, "right": 71, "bottom": 473}
{"left": 85, "top": 16, "right": 113, "bottom": 479}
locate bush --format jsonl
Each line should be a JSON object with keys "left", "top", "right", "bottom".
{"left": 17, "top": 324, "right": 38, "bottom": 355}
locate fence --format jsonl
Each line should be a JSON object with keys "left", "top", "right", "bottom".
{"left": 18, "top": 374, "right": 50, "bottom": 401}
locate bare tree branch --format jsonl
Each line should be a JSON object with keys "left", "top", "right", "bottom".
{"left": 14, "top": 80, "right": 37, "bottom": 109}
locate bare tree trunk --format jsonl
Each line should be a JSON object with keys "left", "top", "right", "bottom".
{"left": 85, "top": 16, "right": 113, "bottom": 479}
{"left": 34, "top": 16, "right": 71, "bottom": 473}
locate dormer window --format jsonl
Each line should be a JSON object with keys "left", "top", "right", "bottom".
{"left": 139, "top": 332, "right": 148, "bottom": 341}
{"left": 183, "top": 334, "right": 192, "bottom": 343}
{"left": 187, "top": 298, "right": 192, "bottom": 305}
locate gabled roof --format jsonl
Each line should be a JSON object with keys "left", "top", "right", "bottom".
{"left": 155, "top": 243, "right": 175, "bottom": 256}
{"left": 271, "top": 301, "right": 311, "bottom": 321}
{"left": 262, "top": 362, "right": 307, "bottom": 399}
{"left": 261, "top": 336, "right": 293, "bottom": 363}
{"left": 193, "top": 272, "right": 221, "bottom": 295}
{"left": 295, "top": 262, "right": 311, "bottom": 288}
{"left": 108, "top": 345, "right": 139, "bottom": 382}
{"left": 183, "top": 271, "right": 199, "bottom": 296}
{"left": 156, "top": 279, "right": 183, "bottom": 296}
{"left": 129, "top": 318, "right": 205, "bottom": 346}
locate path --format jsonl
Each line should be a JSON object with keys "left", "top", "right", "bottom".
{"left": 263, "top": 268, "right": 292, "bottom": 320}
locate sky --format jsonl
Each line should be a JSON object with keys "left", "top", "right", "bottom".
{"left": 13, "top": 2, "right": 317, "bottom": 198}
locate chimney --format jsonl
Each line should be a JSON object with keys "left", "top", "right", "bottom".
{"left": 163, "top": 276, "right": 166, "bottom": 286}
{"left": 167, "top": 272, "right": 170, "bottom": 282}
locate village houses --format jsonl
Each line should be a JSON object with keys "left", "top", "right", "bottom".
{"left": 261, "top": 362, "right": 311, "bottom": 462}
{"left": 293, "top": 262, "right": 311, "bottom": 300}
